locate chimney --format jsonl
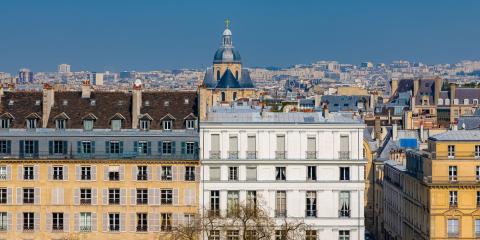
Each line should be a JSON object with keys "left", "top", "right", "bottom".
{"left": 81, "top": 80, "right": 91, "bottom": 98}
{"left": 0, "top": 85, "right": 3, "bottom": 104}
{"left": 413, "top": 79, "right": 420, "bottom": 96}
{"left": 314, "top": 94, "right": 321, "bottom": 108}
{"left": 449, "top": 83, "right": 456, "bottom": 105}
{"left": 42, "top": 83, "right": 55, "bottom": 128}
{"left": 392, "top": 123, "right": 398, "bottom": 141}
{"left": 132, "top": 79, "right": 142, "bottom": 129}
{"left": 420, "top": 124, "right": 424, "bottom": 142}
{"left": 374, "top": 116, "right": 381, "bottom": 141}
{"left": 322, "top": 104, "right": 330, "bottom": 119}
{"left": 434, "top": 77, "right": 442, "bottom": 106}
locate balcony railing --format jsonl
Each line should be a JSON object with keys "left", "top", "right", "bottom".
{"left": 80, "top": 199, "right": 91, "bottom": 205}
{"left": 275, "top": 209, "right": 287, "bottom": 218}
{"left": 228, "top": 151, "right": 239, "bottom": 159}
{"left": 136, "top": 174, "right": 148, "bottom": 181}
{"left": 339, "top": 209, "right": 351, "bottom": 218}
{"left": 209, "top": 151, "right": 221, "bottom": 159}
{"left": 433, "top": 151, "right": 480, "bottom": 160}
{"left": 305, "top": 209, "right": 317, "bottom": 217}
{"left": 275, "top": 151, "right": 286, "bottom": 159}
{"left": 338, "top": 151, "right": 350, "bottom": 160}
{"left": 449, "top": 202, "right": 458, "bottom": 208}
{"left": 137, "top": 199, "right": 148, "bottom": 205}
{"left": 80, "top": 226, "right": 92, "bottom": 232}
{"left": 0, "top": 174, "right": 6, "bottom": 180}
{"left": 246, "top": 151, "right": 257, "bottom": 159}
{"left": 6, "top": 151, "right": 199, "bottom": 160}
{"left": 306, "top": 151, "right": 317, "bottom": 159}
{"left": 136, "top": 226, "right": 148, "bottom": 232}
{"left": 208, "top": 210, "right": 220, "bottom": 217}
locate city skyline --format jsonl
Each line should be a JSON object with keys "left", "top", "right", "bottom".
{"left": 1, "top": 0, "right": 479, "bottom": 73}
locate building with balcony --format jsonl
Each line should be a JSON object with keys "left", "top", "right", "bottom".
{"left": 0, "top": 82, "right": 200, "bottom": 239}
{"left": 200, "top": 104, "right": 366, "bottom": 239}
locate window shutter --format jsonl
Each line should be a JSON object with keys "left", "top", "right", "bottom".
{"left": 173, "top": 189, "right": 179, "bottom": 205}
{"left": 105, "top": 141, "right": 109, "bottom": 154}
{"left": 120, "top": 188, "right": 126, "bottom": 205}
{"left": 148, "top": 213, "right": 155, "bottom": 232}
{"left": 340, "top": 135, "right": 349, "bottom": 152}
{"left": 49, "top": 141, "right": 53, "bottom": 155}
{"left": 277, "top": 135, "right": 285, "bottom": 151}
{"left": 51, "top": 188, "right": 57, "bottom": 205}
{"left": 91, "top": 141, "right": 95, "bottom": 153}
{"left": 131, "top": 189, "right": 136, "bottom": 205}
{"left": 74, "top": 213, "right": 79, "bottom": 232}
{"left": 77, "top": 141, "right": 81, "bottom": 154}
{"left": 195, "top": 166, "right": 200, "bottom": 181}
{"left": 74, "top": 188, "right": 79, "bottom": 205}
{"left": 16, "top": 213, "right": 22, "bottom": 232}
{"left": 147, "top": 166, "right": 153, "bottom": 181}
{"left": 132, "top": 166, "right": 138, "bottom": 181}
{"left": 6, "top": 140, "right": 11, "bottom": 154}
{"left": 120, "top": 213, "right": 126, "bottom": 232}
{"left": 103, "top": 166, "right": 108, "bottom": 181}
{"left": 133, "top": 141, "right": 138, "bottom": 153}
{"left": 211, "top": 134, "right": 220, "bottom": 151}
{"left": 119, "top": 141, "right": 124, "bottom": 154}
{"left": 92, "top": 166, "right": 97, "bottom": 181}
{"left": 307, "top": 137, "right": 316, "bottom": 152}
{"left": 157, "top": 166, "right": 162, "bottom": 181}
{"left": 59, "top": 188, "right": 64, "bottom": 205}
{"left": 75, "top": 165, "right": 80, "bottom": 181}
{"left": 172, "top": 213, "right": 179, "bottom": 227}
{"left": 194, "top": 142, "right": 199, "bottom": 155}
{"left": 172, "top": 166, "right": 177, "bottom": 181}
{"left": 148, "top": 188, "right": 154, "bottom": 205}
{"left": 6, "top": 165, "right": 11, "bottom": 180}
{"left": 172, "top": 141, "right": 176, "bottom": 154}
{"left": 63, "top": 213, "right": 69, "bottom": 232}
{"left": 34, "top": 212, "right": 40, "bottom": 231}
{"left": 184, "top": 189, "right": 190, "bottom": 205}
{"left": 91, "top": 213, "right": 97, "bottom": 231}
{"left": 19, "top": 140, "right": 24, "bottom": 158}
{"left": 178, "top": 166, "right": 185, "bottom": 181}
{"left": 64, "top": 165, "right": 68, "bottom": 180}
{"left": 229, "top": 136, "right": 238, "bottom": 152}
{"left": 5, "top": 187, "right": 11, "bottom": 204}
{"left": 147, "top": 141, "right": 152, "bottom": 155}
{"left": 102, "top": 188, "right": 108, "bottom": 205}
{"left": 46, "top": 212, "right": 52, "bottom": 232}
{"left": 129, "top": 213, "right": 136, "bottom": 232}
{"left": 102, "top": 213, "right": 108, "bottom": 232}
{"left": 158, "top": 141, "right": 163, "bottom": 155}
{"left": 7, "top": 212, "right": 12, "bottom": 231}
{"left": 34, "top": 140, "right": 39, "bottom": 156}
{"left": 92, "top": 188, "right": 98, "bottom": 205}
{"left": 34, "top": 187, "right": 40, "bottom": 204}
{"left": 33, "top": 165, "right": 39, "bottom": 180}
{"left": 119, "top": 165, "right": 125, "bottom": 181}
{"left": 155, "top": 189, "right": 161, "bottom": 205}
{"left": 181, "top": 142, "right": 186, "bottom": 154}
{"left": 248, "top": 135, "right": 256, "bottom": 151}
{"left": 48, "top": 165, "right": 52, "bottom": 181}
{"left": 17, "top": 165, "right": 22, "bottom": 180}
{"left": 16, "top": 187, "right": 22, "bottom": 204}
{"left": 63, "top": 141, "right": 68, "bottom": 155}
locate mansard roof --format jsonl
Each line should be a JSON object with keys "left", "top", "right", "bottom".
{"left": 0, "top": 91, "right": 43, "bottom": 127}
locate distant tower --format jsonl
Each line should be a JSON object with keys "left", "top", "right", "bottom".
{"left": 58, "top": 64, "right": 71, "bottom": 74}
{"left": 18, "top": 68, "right": 34, "bottom": 83}
{"left": 88, "top": 72, "right": 104, "bottom": 86}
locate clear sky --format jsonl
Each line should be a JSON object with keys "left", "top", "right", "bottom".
{"left": 0, "top": 0, "right": 479, "bottom": 73}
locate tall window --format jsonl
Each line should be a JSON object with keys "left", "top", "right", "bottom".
{"left": 477, "top": 191, "right": 480, "bottom": 207}
{"left": 136, "top": 141, "right": 150, "bottom": 155}
{"left": 136, "top": 213, "right": 148, "bottom": 232}
{"left": 306, "top": 136, "right": 316, "bottom": 159}
{"left": 448, "top": 145, "right": 455, "bottom": 158}
{"left": 306, "top": 191, "right": 317, "bottom": 217}
{"left": 23, "top": 166, "right": 34, "bottom": 180}
{"left": 137, "top": 166, "right": 148, "bottom": 180}
{"left": 0, "top": 188, "right": 6, "bottom": 204}
{"left": 79, "top": 212, "right": 92, "bottom": 232}
{"left": 0, "top": 140, "right": 11, "bottom": 154}
{"left": 160, "top": 189, "right": 173, "bottom": 205}
{"left": 0, "top": 166, "right": 6, "bottom": 180}
{"left": 0, "top": 118, "right": 10, "bottom": 129}
{"left": 108, "top": 166, "right": 120, "bottom": 181}
{"left": 227, "top": 191, "right": 239, "bottom": 216}
{"left": 139, "top": 120, "right": 150, "bottom": 131}
{"left": 339, "top": 230, "right": 350, "bottom": 240}
{"left": 247, "top": 191, "right": 257, "bottom": 209}
{"left": 210, "top": 167, "right": 220, "bottom": 181}
{"left": 80, "top": 141, "right": 93, "bottom": 154}
{"left": 339, "top": 191, "right": 350, "bottom": 217}
{"left": 276, "top": 135, "right": 286, "bottom": 159}
{"left": 228, "top": 135, "right": 238, "bottom": 159}
{"left": 477, "top": 166, "right": 480, "bottom": 181}
{"left": 275, "top": 230, "right": 287, "bottom": 240}
{"left": 275, "top": 191, "right": 287, "bottom": 217}
{"left": 186, "top": 120, "right": 195, "bottom": 130}
{"left": 210, "top": 191, "right": 220, "bottom": 216}
{"left": 307, "top": 166, "right": 317, "bottom": 181}
{"left": 136, "top": 189, "right": 148, "bottom": 205}
{"left": 227, "top": 230, "right": 239, "bottom": 240}
{"left": 247, "top": 135, "right": 256, "bottom": 159}
{"left": 210, "top": 230, "right": 220, "bottom": 240}
{"left": 52, "top": 166, "right": 64, "bottom": 180}
{"left": 0, "top": 212, "right": 7, "bottom": 231}
{"left": 23, "top": 188, "right": 34, "bottom": 204}
{"left": 246, "top": 166, "right": 257, "bottom": 181}
{"left": 109, "top": 213, "right": 120, "bottom": 232}
{"left": 276, "top": 167, "right": 286, "bottom": 181}
{"left": 447, "top": 219, "right": 459, "bottom": 236}
{"left": 108, "top": 189, "right": 120, "bottom": 205}
{"left": 162, "top": 141, "right": 174, "bottom": 155}
{"left": 475, "top": 219, "right": 480, "bottom": 236}
{"left": 449, "top": 191, "right": 458, "bottom": 207}
{"left": 52, "top": 212, "right": 64, "bottom": 231}
{"left": 185, "top": 166, "right": 195, "bottom": 181}
{"left": 108, "top": 141, "right": 121, "bottom": 154}
{"left": 221, "top": 92, "right": 226, "bottom": 102}
{"left": 163, "top": 120, "right": 172, "bottom": 130}
{"left": 210, "top": 134, "right": 220, "bottom": 159}
{"left": 185, "top": 142, "right": 195, "bottom": 155}
{"left": 161, "top": 166, "right": 172, "bottom": 181}
{"left": 476, "top": 145, "right": 480, "bottom": 158}
{"left": 55, "top": 119, "right": 66, "bottom": 129}
{"left": 340, "top": 167, "right": 350, "bottom": 181}
{"left": 339, "top": 135, "right": 350, "bottom": 159}
{"left": 448, "top": 166, "right": 457, "bottom": 181}
{"left": 80, "top": 188, "right": 92, "bottom": 205}
{"left": 228, "top": 167, "right": 238, "bottom": 181}
{"left": 83, "top": 120, "right": 94, "bottom": 131}
{"left": 81, "top": 166, "right": 91, "bottom": 180}
{"left": 306, "top": 230, "right": 317, "bottom": 240}
{"left": 26, "top": 119, "right": 37, "bottom": 129}
{"left": 161, "top": 213, "right": 172, "bottom": 231}
{"left": 23, "top": 212, "right": 34, "bottom": 231}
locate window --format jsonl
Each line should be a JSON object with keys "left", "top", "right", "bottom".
{"left": 448, "top": 145, "right": 455, "bottom": 158}
{"left": 340, "top": 167, "right": 350, "bottom": 181}
{"left": 83, "top": 120, "right": 94, "bottom": 131}
{"left": 246, "top": 166, "right": 257, "bottom": 181}
{"left": 449, "top": 191, "right": 458, "bottom": 207}
{"left": 339, "top": 230, "right": 350, "bottom": 240}
{"left": 111, "top": 120, "right": 121, "bottom": 131}
{"left": 276, "top": 135, "right": 286, "bottom": 159}
{"left": 80, "top": 188, "right": 92, "bottom": 205}
{"left": 22, "top": 140, "right": 38, "bottom": 157}
{"left": 0, "top": 166, "right": 6, "bottom": 180}
{"left": 477, "top": 191, "right": 480, "bottom": 207}
{"left": 53, "top": 166, "right": 64, "bottom": 180}
{"left": 306, "top": 191, "right": 317, "bottom": 217}
{"left": 137, "top": 166, "right": 148, "bottom": 180}
{"left": 339, "top": 135, "right": 350, "bottom": 159}
{"left": 23, "top": 188, "right": 34, "bottom": 204}
{"left": 185, "top": 142, "right": 195, "bottom": 155}
{"left": 164, "top": 101, "right": 169, "bottom": 106}
{"left": 24, "top": 166, "right": 34, "bottom": 180}
{"left": 447, "top": 219, "right": 459, "bottom": 236}
{"left": 209, "top": 167, "right": 220, "bottom": 181}
{"left": 136, "top": 141, "right": 150, "bottom": 155}
{"left": 23, "top": 212, "right": 34, "bottom": 231}
{"left": 275, "top": 167, "right": 286, "bottom": 181}
{"left": 136, "top": 189, "right": 148, "bottom": 205}
{"left": 227, "top": 230, "right": 239, "bottom": 240}
{"left": 306, "top": 230, "right": 317, "bottom": 240}
{"left": 161, "top": 213, "right": 172, "bottom": 231}
{"left": 0, "top": 212, "right": 6, "bottom": 231}
{"left": 140, "top": 120, "right": 150, "bottom": 130}
{"left": 50, "top": 140, "right": 66, "bottom": 154}
{"left": 475, "top": 219, "right": 480, "bottom": 236}
{"left": 275, "top": 230, "right": 287, "bottom": 240}
{"left": 109, "top": 213, "right": 120, "bottom": 232}
{"left": 161, "top": 189, "right": 173, "bottom": 205}
{"left": 162, "top": 141, "right": 174, "bottom": 154}
{"left": 136, "top": 213, "right": 148, "bottom": 232}
{"left": 186, "top": 120, "right": 195, "bottom": 129}
{"left": 247, "top": 191, "right": 257, "bottom": 209}
{"left": 161, "top": 166, "right": 172, "bottom": 181}
{"left": 229, "top": 135, "right": 238, "bottom": 159}
{"left": 476, "top": 145, "right": 480, "bottom": 158}
{"left": 477, "top": 166, "right": 480, "bottom": 181}
{"left": 108, "top": 166, "right": 120, "bottom": 181}
{"left": 210, "top": 134, "right": 220, "bottom": 159}
{"left": 275, "top": 191, "right": 287, "bottom": 217}
{"left": 108, "top": 141, "right": 121, "bottom": 154}
{"left": 247, "top": 135, "right": 256, "bottom": 159}
{"left": 79, "top": 212, "right": 92, "bottom": 232}
{"left": 209, "top": 230, "right": 220, "bottom": 240}
{"left": 307, "top": 166, "right": 317, "bottom": 181}
{"left": 185, "top": 166, "right": 195, "bottom": 181}
{"left": 52, "top": 212, "right": 64, "bottom": 231}
{"left": 80, "top": 141, "right": 93, "bottom": 154}
{"left": 448, "top": 166, "right": 457, "bottom": 181}
{"left": 233, "top": 91, "right": 237, "bottom": 100}
{"left": 108, "top": 188, "right": 120, "bottom": 205}
{"left": 26, "top": 119, "right": 37, "bottom": 129}
{"left": 210, "top": 191, "right": 220, "bottom": 216}
{"left": 307, "top": 136, "right": 316, "bottom": 159}
{"left": 0, "top": 119, "right": 10, "bottom": 129}
{"left": 0, "top": 188, "right": 6, "bottom": 204}
{"left": 184, "top": 214, "right": 195, "bottom": 227}
{"left": 56, "top": 119, "right": 66, "bottom": 129}
{"left": 0, "top": 140, "right": 11, "bottom": 154}
{"left": 184, "top": 98, "right": 189, "bottom": 104}
{"left": 163, "top": 120, "right": 172, "bottom": 130}
{"left": 221, "top": 92, "right": 226, "bottom": 102}
{"left": 227, "top": 191, "right": 240, "bottom": 217}
{"left": 339, "top": 191, "right": 350, "bottom": 217}
{"left": 228, "top": 167, "right": 238, "bottom": 181}
{"left": 81, "top": 166, "right": 91, "bottom": 180}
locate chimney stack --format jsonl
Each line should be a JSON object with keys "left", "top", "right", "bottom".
{"left": 449, "top": 83, "right": 456, "bottom": 105}
{"left": 81, "top": 80, "right": 91, "bottom": 98}
{"left": 132, "top": 79, "right": 143, "bottom": 129}
{"left": 322, "top": 104, "right": 330, "bottom": 119}
{"left": 374, "top": 116, "right": 381, "bottom": 141}
{"left": 392, "top": 123, "right": 398, "bottom": 141}
{"left": 42, "top": 83, "right": 55, "bottom": 128}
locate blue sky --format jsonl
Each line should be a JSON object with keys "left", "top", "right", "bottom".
{"left": 0, "top": 0, "right": 479, "bottom": 73}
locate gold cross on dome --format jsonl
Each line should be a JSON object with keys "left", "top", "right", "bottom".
{"left": 225, "top": 18, "right": 230, "bottom": 29}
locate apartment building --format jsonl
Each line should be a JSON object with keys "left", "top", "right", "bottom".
{"left": 200, "top": 105, "right": 366, "bottom": 240}
{"left": 0, "top": 82, "right": 199, "bottom": 240}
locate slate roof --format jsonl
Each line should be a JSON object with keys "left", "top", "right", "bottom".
{"left": 217, "top": 69, "right": 241, "bottom": 88}
{"left": 202, "top": 68, "right": 255, "bottom": 89}
{"left": 321, "top": 95, "right": 369, "bottom": 112}
{"left": 458, "top": 116, "right": 480, "bottom": 130}
{"left": 429, "top": 130, "right": 480, "bottom": 141}
{"left": 0, "top": 91, "right": 43, "bottom": 128}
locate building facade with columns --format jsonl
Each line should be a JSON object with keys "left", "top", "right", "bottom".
{"left": 200, "top": 105, "right": 366, "bottom": 240}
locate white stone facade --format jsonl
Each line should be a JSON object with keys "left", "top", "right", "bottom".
{"left": 200, "top": 109, "right": 366, "bottom": 240}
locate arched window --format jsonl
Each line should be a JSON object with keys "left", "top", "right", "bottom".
{"left": 221, "top": 92, "right": 226, "bottom": 102}
{"left": 217, "top": 70, "right": 220, "bottom": 81}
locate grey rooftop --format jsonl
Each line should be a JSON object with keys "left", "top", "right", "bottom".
{"left": 429, "top": 130, "right": 480, "bottom": 141}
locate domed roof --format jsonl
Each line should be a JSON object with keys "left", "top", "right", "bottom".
{"left": 223, "top": 28, "right": 232, "bottom": 36}
{"left": 214, "top": 47, "right": 241, "bottom": 63}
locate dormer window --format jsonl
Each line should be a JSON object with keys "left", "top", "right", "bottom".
{"left": 55, "top": 119, "right": 66, "bottom": 130}
{"left": 35, "top": 100, "right": 41, "bottom": 106}
{"left": 140, "top": 120, "right": 150, "bottom": 131}
{"left": 62, "top": 100, "right": 68, "bottom": 106}
{"left": 144, "top": 101, "right": 150, "bottom": 107}
{"left": 111, "top": 120, "right": 122, "bottom": 131}
{"left": 163, "top": 120, "right": 172, "bottom": 130}
{"left": 83, "top": 120, "right": 94, "bottom": 131}
{"left": 186, "top": 120, "right": 195, "bottom": 130}
{"left": 27, "top": 119, "right": 37, "bottom": 129}
{"left": 0, "top": 119, "right": 10, "bottom": 129}
{"left": 184, "top": 98, "right": 189, "bottom": 104}
{"left": 164, "top": 101, "right": 170, "bottom": 107}
{"left": 90, "top": 100, "right": 96, "bottom": 106}
{"left": 8, "top": 100, "right": 13, "bottom": 106}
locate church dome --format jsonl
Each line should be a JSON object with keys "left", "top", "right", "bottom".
{"left": 214, "top": 47, "right": 241, "bottom": 63}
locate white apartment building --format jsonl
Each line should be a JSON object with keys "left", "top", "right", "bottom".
{"left": 200, "top": 105, "right": 366, "bottom": 240}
